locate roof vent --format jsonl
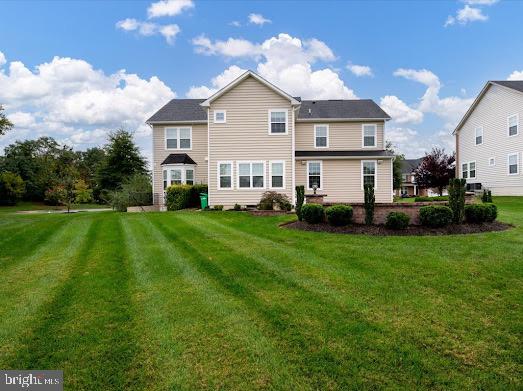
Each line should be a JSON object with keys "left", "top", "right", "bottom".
{"left": 312, "top": 101, "right": 316, "bottom": 104}
{"left": 308, "top": 108, "right": 312, "bottom": 115}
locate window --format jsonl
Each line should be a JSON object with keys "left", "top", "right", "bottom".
{"left": 269, "top": 110, "right": 287, "bottom": 134}
{"left": 314, "top": 125, "right": 329, "bottom": 148}
{"left": 270, "top": 161, "right": 284, "bottom": 189}
{"left": 307, "top": 161, "right": 322, "bottom": 190}
{"left": 469, "top": 162, "right": 476, "bottom": 179}
{"left": 218, "top": 162, "right": 232, "bottom": 189}
{"left": 508, "top": 114, "right": 519, "bottom": 136}
{"left": 238, "top": 162, "right": 265, "bottom": 189}
{"left": 362, "top": 161, "right": 376, "bottom": 188}
{"left": 475, "top": 127, "right": 483, "bottom": 145}
{"left": 362, "top": 124, "right": 377, "bottom": 147}
{"left": 214, "top": 110, "right": 226, "bottom": 123}
{"left": 489, "top": 157, "right": 495, "bottom": 167}
{"left": 165, "top": 127, "right": 191, "bottom": 150}
{"left": 162, "top": 166, "right": 195, "bottom": 189}
{"left": 508, "top": 153, "right": 519, "bottom": 175}
{"left": 462, "top": 163, "right": 468, "bottom": 179}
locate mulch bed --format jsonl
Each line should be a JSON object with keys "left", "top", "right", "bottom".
{"left": 282, "top": 220, "right": 512, "bottom": 236}
{"left": 249, "top": 210, "right": 294, "bottom": 216}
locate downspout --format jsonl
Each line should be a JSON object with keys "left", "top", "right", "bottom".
{"left": 207, "top": 108, "right": 211, "bottom": 207}
{"left": 291, "top": 106, "right": 297, "bottom": 206}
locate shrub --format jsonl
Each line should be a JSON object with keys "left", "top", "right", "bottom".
{"left": 233, "top": 203, "right": 241, "bottom": 211}
{"left": 325, "top": 205, "right": 353, "bottom": 226}
{"left": 419, "top": 205, "right": 453, "bottom": 228}
{"left": 414, "top": 195, "right": 449, "bottom": 202}
{"left": 481, "top": 189, "right": 493, "bottom": 203}
{"left": 295, "top": 185, "right": 305, "bottom": 220}
{"left": 301, "top": 204, "right": 324, "bottom": 224}
{"left": 448, "top": 178, "right": 466, "bottom": 224}
{"left": 385, "top": 212, "right": 410, "bottom": 230}
{"left": 465, "top": 203, "right": 497, "bottom": 223}
{"left": 166, "top": 184, "right": 193, "bottom": 211}
{"left": 364, "top": 184, "right": 375, "bottom": 225}
{"left": 258, "top": 191, "right": 292, "bottom": 211}
{"left": 0, "top": 171, "right": 25, "bottom": 205}
{"left": 213, "top": 205, "right": 223, "bottom": 211}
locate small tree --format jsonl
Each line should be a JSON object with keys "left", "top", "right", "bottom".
{"left": 414, "top": 147, "right": 455, "bottom": 196}
{"left": 481, "top": 189, "right": 493, "bottom": 203}
{"left": 448, "top": 178, "right": 466, "bottom": 224}
{"left": 0, "top": 171, "right": 25, "bottom": 205}
{"left": 295, "top": 185, "right": 305, "bottom": 220}
{"left": 364, "top": 184, "right": 375, "bottom": 225}
{"left": 0, "top": 105, "right": 13, "bottom": 136}
{"left": 74, "top": 179, "right": 93, "bottom": 203}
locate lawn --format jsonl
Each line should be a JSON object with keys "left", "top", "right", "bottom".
{"left": 0, "top": 198, "right": 521, "bottom": 390}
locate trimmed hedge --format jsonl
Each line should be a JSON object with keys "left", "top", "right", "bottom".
{"left": 465, "top": 203, "right": 497, "bottom": 223}
{"left": 414, "top": 195, "right": 449, "bottom": 202}
{"left": 385, "top": 212, "right": 410, "bottom": 230}
{"left": 166, "top": 185, "right": 192, "bottom": 210}
{"left": 325, "top": 205, "right": 353, "bottom": 226}
{"left": 419, "top": 205, "right": 453, "bottom": 228}
{"left": 301, "top": 204, "right": 324, "bottom": 224}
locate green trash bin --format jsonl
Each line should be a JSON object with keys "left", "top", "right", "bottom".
{"left": 199, "top": 193, "right": 208, "bottom": 209}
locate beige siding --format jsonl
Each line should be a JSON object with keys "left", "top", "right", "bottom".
{"left": 296, "top": 159, "right": 393, "bottom": 203}
{"left": 152, "top": 124, "right": 208, "bottom": 199}
{"left": 208, "top": 76, "right": 294, "bottom": 208}
{"left": 295, "top": 121, "right": 385, "bottom": 150}
{"left": 458, "top": 84, "right": 523, "bottom": 195}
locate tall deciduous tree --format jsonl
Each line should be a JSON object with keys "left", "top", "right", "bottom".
{"left": 0, "top": 105, "right": 13, "bottom": 136}
{"left": 414, "top": 147, "right": 455, "bottom": 196}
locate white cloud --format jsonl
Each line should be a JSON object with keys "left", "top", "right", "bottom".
{"left": 445, "top": 3, "right": 491, "bottom": 27}
{"left": 0, "top": 55, "right": 175, "bottom": 152}
{"left": 147, "top": 0, "right": 194, "bottom": 19}
{"left": 186, "top": 65, "right": 246, "bottom": 98}
{"left": 0, "top": 51, "right": 6, "bottom": 67}
{"left": 508, "top": 70, "right": 523, "bottom": 80}
{"left": 463, "top": 0, "right": 498, "bottom": 5}
{"left": 248, "top": 13, "right": 271, "bottom": 26}
{"left": 229, "top": 21, "right": 241, "bottom": 27}
{"left": 191, "top": 33, "right": 354, "bottom": 99}
{"left": 347, "top": 63, "right": 373, "bottom": 77}
{"left": 380, "top": 95, "right": 423, "bottom": 124}
{"left": 116, "top": 18, "right": 180, "bottom": 44}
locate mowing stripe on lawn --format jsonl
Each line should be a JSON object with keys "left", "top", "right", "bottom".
{"left": 6, "top": 213, "right": 142, "bottom": 391}
{"left": 0, "top": 215, "right": 92, "bottom": 362}
{"left": 123, "top": 214, "right": 303, "bottom": 391}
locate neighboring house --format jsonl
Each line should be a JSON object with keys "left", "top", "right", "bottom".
{"left": 395, "top": 158, "right": 426, "bottom": 197}
{"left": 454, "top": 80, "right": 523, "bottom": 195}
{"left": 147, "top": 70, "right": 393, "bottom": 208}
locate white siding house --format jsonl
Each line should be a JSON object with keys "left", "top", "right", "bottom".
{"left": 454, "top": 81, "right": 523, "bottom": 195}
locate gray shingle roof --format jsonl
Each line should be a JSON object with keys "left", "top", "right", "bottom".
{"left": 147, "top": 99, "right": 207, "bottom": 123}
{"left": 160, "top": 153, "right": 197, "bottom": 165}
{"left": 492, "top": 80, "right": 523, "bottom": 93}
{"left": 297, "top": 99, "right": 390, "bottom": 120}
{"left": 147, "top": 98, "right": 389, "bottom": 123}
{"left": 401, "top": 158, "right": 422, "bottom": 174}
{"left": 296, "top": 150, "right": 394, "bottom": 158}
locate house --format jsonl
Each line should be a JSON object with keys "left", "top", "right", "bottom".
{"left": 147, "top": 70, "right": 393, "bottom": 209}
{"left": 454, "top": 80, "right": 523, "bottom": 195}
{"left": 395, "top": 158, "right": 425, "bottom": 197}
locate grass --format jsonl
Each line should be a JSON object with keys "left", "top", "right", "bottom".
{"left": 0, "top": 201, "right": 108, "bottom": 214}
{"left": 0, "top": 197, "right": 521, "bottom": 390}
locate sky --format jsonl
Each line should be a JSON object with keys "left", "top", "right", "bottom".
{"left": 1, "top": 0, "right": 522, "bottom": 163}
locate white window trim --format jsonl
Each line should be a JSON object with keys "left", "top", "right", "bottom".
{"left": 508, "top": 114, "right": 519, "bottom": 137}
{"left": 361, "top": 160, "right": 378, "bottom": 190}
{"left": 468, "top": 161, "right": 476, "bottom": 179}
{"left": 217, "top": 161, "right": 234, "bottom": 190}
{"left": 507, "top": 153, "right": 519, "bottom": 176}
{"left": 474, "top": 126, "right": 483, "bottom": 146}
{"left": 162, "top": 164, "right": 196, "bottom": 189}
{"left": 214, "top": 110, "right": 226, "bottom": 124}
{"left": 314, "top": 124, "right": 329, "bottom": 148}
{"left": 236, "top": 161, "right": 266, "bottom": 190}
{"left": 268, "top": 109, "right": 288, "bottom": 135}
{"left": 164, "top": 126, "right": 192, "bottom": 151}
{"left": 269, "top": 160, "right": 285, "bottom": 189}
{"left": 362, "top": 124, "right": 377, "bottom": 148}
{"left": 462, "top": 162, "right": 469, "bottom": 179}
{"left": 489, "top": 157, "right": 495, "bottom": 167}
{"left": 306, "top": 160, "right": 323, "bottom": 191}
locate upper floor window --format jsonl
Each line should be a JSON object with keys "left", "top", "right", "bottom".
{"left": 508, "top": 114, "right": 519, "bottom": 137}
{"left": 270, "top": 161, "right": 285, "bottom": 189}
{"left": 269, "top": 110, "right": 287, "bottom": 134}
{"left": 214, "top": 110, "right": 226, "bottom": 123}
{"left": 362, "top": 124, "right": 377, "bottom": 147}
{"left": 475, "top": 127, "right": 483, "bottom": 145}
{"left": 314, "top": 125, "right": 329, "bottom": 148}
{"left": 238, "top": 161, "right": 265, "bottom": 188}
{"left": 165, "top": 127, "right": 191, "bottom": 150}
{"left": 508, "top": 153, "right": 519, "bottom": 175}
{"left": 218, "top": 162, "right": 233, "bottom": 189}
{"left": 307, "top": 161, "right": 322, "bottom": 190}
{"left": 489, "top": 157, "right": 495, "bottom": 167}
{"left": 362, "top": 160, "right": 377, "bottom": 188}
